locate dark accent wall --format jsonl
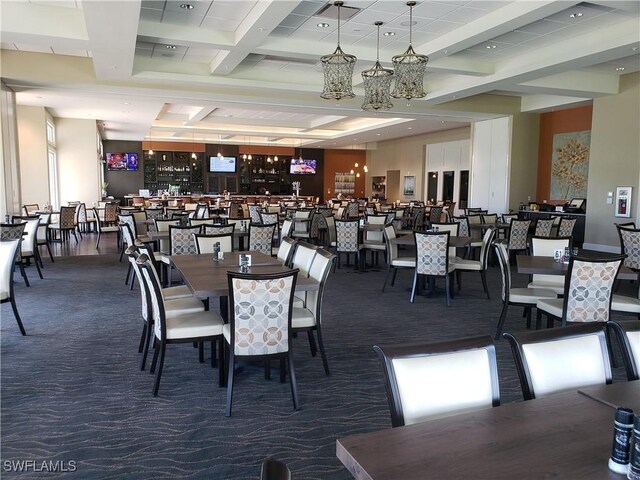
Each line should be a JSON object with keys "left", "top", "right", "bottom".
{"left": 103, "top": 140, "right": 143, "bottom": 202}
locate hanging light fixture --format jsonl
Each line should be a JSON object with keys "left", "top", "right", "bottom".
{"left": 247, "top": 137, "right": 252, "bottom": 161}
{"left": 217, "top": 134, "right": 223, "bottom": 158}
{"left": 320, "top": 1, "right": 356, "bottom": 101}
{"left": 298, "top": 140, "right": 304, "bottom": 162}
{"left": 391, "top": 1, "right": 428, "bottom": 103}
{"left": 191, "top": 131, "right": 197, "bottom": 159}
{"left": 361, "top": 21, "right": 393, "bottom": 111}
{"left": 147, "top": 132, "right": 154, "bottom": 155}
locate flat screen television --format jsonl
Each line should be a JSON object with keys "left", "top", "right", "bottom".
{"left": 290, "top": 158, "right": 317, "bottom": 175}
{"left": 107, "top": 153, "right": 139, "bottom": 171}
{"left": 209, "top": 156, "right": 236, "bottom": 173}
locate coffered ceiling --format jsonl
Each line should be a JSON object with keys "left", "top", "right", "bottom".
{"left": 1, "top": 0, "right": 638, "bottom": 149}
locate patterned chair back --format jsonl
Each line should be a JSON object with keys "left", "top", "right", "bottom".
{"left": 118, "top": 214, "right": 137, "bottom": 240}
{"left": 534, "top": 218, "right": 554, "bottom": 237}
{"left": 248, "top": 205, "right": 262, "bottom": 224}
{"left": 557, "top": 217, "right": 577, "bottom": 237}
{"left": 249, "top": 223, "right": 276, "bottom": 255}
{"left": 169, "top": 225, "right": 201, "bottom": 255}
{"left": 335, "top": 220, "right": 360, "bottom": 253}
{"left": 260, "top": 212, "right": 278, "bottom": 225}
{"left": 76, "top": 203, "right": 87, "bottom": 224}
{"left": 60, "top": 206, "right": 77, "bottom": 229}
{"left": 104, "top": 204, "right": 118, "bottom": 224}
{"left": 347, "top": 202, "right": 359, "bottom": 219}
{"left": 453, "top": 216, "right": 470, "bottom": 237}
{"left": 227, "top": 270, "right": 298, "bottom": 356}
{"left": 563, "top": 256, "right": 624, "bottom": 323}
{"left": 204, "top": 224, "right": 235, "bottom": 235}
{"left": 617, "top": 227, "right": 640, "bottom": 271}
{"left": 145, "top": 208, "right": 164, "bottom": 232}
{"left": 507, "top": 219, "right": 531, "bottom": 252}
{"left": 427, "top": 206, "right": 441, "bottom": 224}
{"left": 481, "top": 213, "right": 497, "bottom": 224}
{"left": 229, "top": 202, "right": 243, "bottom": 219}
{"left": 414, "top": 231, "right": 450, "bottom": 276}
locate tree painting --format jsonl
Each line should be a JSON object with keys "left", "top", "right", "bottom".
{"left": 550, "top": 130, "right": 591, "bottom": 200}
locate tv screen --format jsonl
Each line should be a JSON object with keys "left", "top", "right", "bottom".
{"left": 290, "top": 158, "right": 317, "bottom": 175}
{"left": 209, "top": 156, "right": 236, "bottom": 173}
{"left": 107, "top": 153, "right": 139, "bottom": 171}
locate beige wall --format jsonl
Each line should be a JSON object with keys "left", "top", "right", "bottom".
{"left": 17, "top": 105, "right": 49, "bottom": 209}
{"left": 585, "top": 72, "right": 640, "bottom": 251}
{"left": 56, "top": 118, "right": 100, "bottom": 206}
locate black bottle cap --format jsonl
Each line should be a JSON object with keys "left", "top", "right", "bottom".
{"left": 616, "top": 407, "right": 635, "bottom": 425}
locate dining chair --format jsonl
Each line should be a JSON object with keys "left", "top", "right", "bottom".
{"left": 224, "top": 269, "right": 299, "bottom": 416}
{"left": 536, "top": 254, "right": 624, "bottom": 327}
{"left": 145, "top": 208, "right": 164, "bottom": 231}
{"left": 493, "top": 241, "right": 557, "bottom": 339}
{"left": 607, "top": 320, "right": 640, "bottom": 381}
{"left": 0, "top": 234, "right": 27, "bottom": 335}
{"left": 533, "top": 218, "right": 554, "bottom": 237}
{"left": 616, "top": 226, "right": 640, "bottom": 274}
{"left": 162, "top": 224, "right": 201, "bottom": 285}
{"left": 276, "top": 237, "right": 297, "bottom": 267}
{"left": 138, "top": 255, "right": 224, "bottom": 393}
{"left": 454, "top": 226, "right": 496, "bottom": 299}
{"left": 193, "top": 233, "right": 234, "bottom": 254}
{"left": 103, "top": 203, "right": 118, "bottom": 226}
{"left": 611, "top": 281, "right": 640, "bottom": 316}
{"left": 292, "top": 248, "right": 335, "bottom": 375}
{"left": 503, "top": 323, "right": 612, "bottom": 400}
{"left": 381, "top": 224, "right": 415, "bottom": 292}
{"left": 526, "top": 236, "right": 572, "bottom": 295}
{"left": 36, "top": 212, "right": 54, "bottom": 263}
{"left": 481, "top": 213, "right": 498, "bottom": 224}
{"left": 248, "top": 204, "right": 262, "bottom": 224}
{"left": 49, "top": 205, "right": 78, "bottom": 244}
{"left": 249, "top": 223, "right": 277, "bottom": 256}
{"left": 427, "top": 206, "right": 442, "bottom": 225}
{"left": 22, "top": 203, "right": 39, "bottom": 216}
{"left": 324, "top": 215, "right": 336, "bottom": 250}
{"left": 1, "top": 222, "right": 29, "bottom": 287}
{"left": 557, "top": 217, "right": 578, "bottom": 237}
{"left": 465, "top": 214, "right": 484, "bottom": 259}
{"left": 373, "top": 335, "right": 500, "bottom": 427}
{"left": 505, "top": 219, "right": 531, "bottom": 261}
{"left": 363, "top": 214, "right": 387, "bottom": 267}
{"left": 260, "top": 458, "right": 291, "bottom": 480}
{"left": 412, "top": 231, "right": 456, "bottom": 306}
{"left": 93, "top": 207, "right": 119, "bottom": 249}
{"left": 18, "top": 216, "right": 44, "bottom": 282}
{"left": 334, "top": 219, "right": 363, "bottom": 270}
{"left": 188, "top": 218, "right": 216, "bottom": 229}
{"left": 136, "top": 242, "right": 193, "bottom": 300}
{"left": 195, "top": 203, "right": 211, "bottom": 219}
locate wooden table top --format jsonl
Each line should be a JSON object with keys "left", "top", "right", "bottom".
{"left": 578, "top": 380, "right": 640, "bottom": 411}
{"left": 469, "top": 222, "right": 510, "bottom": 230}
{"left": 392, "top": 235, "right": 471, "bottom": 249}
{"left": 170, "top": 252, "right": 319, "bottom": 297}
{"left": 337, "top": 388, "right": 626, "bottom": 480}
{"left": 516, "top": 255, "right": 638, "bottom": 280}
{"left": 146, "top": 230, "right": 248, "bottom": 241}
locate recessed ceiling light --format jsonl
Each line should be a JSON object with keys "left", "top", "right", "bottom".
{"left": 383, "top": 31, "right": 396, "bottom": 37}
{"left": 400, "top": 20, "right": 417, "bottom": 27}
{"left": 441, "top": 121, "right": 446, "bottom": 124}
{"left": 123, "top": 102, "right": 131, "bottom": 105}
{"left": 180, "top": 3, "right": 194, "bottom": 10}
{"left": 616, "top": 67, "right": 625, "bottom": 71}
{"left": 486, "top": 44, "right": 497, "bottom": 49}
{"left": 317, "top": 22, "right": 330, "bottom": 28}
{"left": 166, "top": 45, "right": 176, "bottom": 49}
{"left": 569, "top": 12, "right": 583, "bottom": 18}
{"left": 407, "top": 127, "right": 413, "bottom": 130}
{"left": 376, "top": 133, "right": 381, "bottom": 136}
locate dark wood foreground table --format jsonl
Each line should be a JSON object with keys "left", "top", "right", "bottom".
{"left": 337, "top": 389, "right": 624, "bottom": 480}
{"left": 578, "top": 380, "right": 640, "bottom": 411}
{"left": 392, "top": 235, "right": 471, "bottom": 248}
{"left": 171, "top": 252, "right": 318, "bottom": 298}
{"left": 517, "top": 255, "right": 638, "bottom": 281}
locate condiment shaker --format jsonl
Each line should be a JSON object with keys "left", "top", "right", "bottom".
{"left": 609, "top": 407, "right": 634, "bottom": 474}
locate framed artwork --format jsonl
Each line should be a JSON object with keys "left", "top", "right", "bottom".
{"left": 550, "top": 130, "right": 591, "bottom": 200}
{"left": 615, "top": 186, "right": 632, "bottom": 218}
{"left": 403, "top": 176, "right": 415, "bottom": 196}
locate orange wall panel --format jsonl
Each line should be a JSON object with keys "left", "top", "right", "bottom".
{"left": 537, "top": 105, "right": 593, "bottom": 201}
{"left": 323, "top": 149, "right": 367, "bottom": 200}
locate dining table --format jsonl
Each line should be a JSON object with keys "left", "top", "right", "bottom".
{"left": 146, "top": 229, "right": 250, "bottom": 251}
{"left": 392, "top": 235, "right": 471, "bottom": 249}
{"left": 336, "top": 381, "right": 639, "bottom": 480}
{"left": 516, "top": 255, "right": 638, "bottom": 280}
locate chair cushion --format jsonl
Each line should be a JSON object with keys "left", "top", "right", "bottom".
{"left": 159, "top": 254, "right": 172, "bottom": 265}
{"left": 611, "top": 294, "right": 640, "bottom": 314}
{"left": 527, "top": 280, "right": 565, "bottom": 295}
{"left": 293, "top": 295, "right": 305, "bottom": 308}
{"left": 162, "top": 285, "right": 193, "bottom": 300}
{"left": 392, "top": 257, "right": 416, "bottom": 267}
{"left": 102, "top": 226, "right": 120, "bottom": 233}
{"left": 510, "top": 287, "right": 557, "bottom": 304}
{"left": 363, "top": 241, "right": 386, "bottom": 250}
{"left": 292, "top": 307, "right": 316, "bottom": 328}
{"left": 536, "top": 298, "right": 564, "bottom": 317}
{"left": 0, "top": 290, "right": 9, "bottom": 301}
{"left": 165, "top": 296, "right": 205, "bottom": 317}
{"left": 165, "top": 311, "right": 223, "bottom": 340}
{"left": 454, "top": 257, "right": 481, "bottom": 271}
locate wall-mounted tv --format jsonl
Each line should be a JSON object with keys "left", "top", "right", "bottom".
{"left": 209, "top": 156, "right": 236, "bottom": 173}
{"left": 290, "top": 158, "right": 317, "bottom": 175}
{"left": 107, "top": 153, "right": 139, "bottom": 171}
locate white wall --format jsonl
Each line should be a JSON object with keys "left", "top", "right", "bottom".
{"left": 16, "top": 105, "right": 49, "bottom": 209}
{"left": 1, "top": 81, "right": 21, "bottom": 217}
{"left": 56, "top": 118, "right": 100, "bottom": 206}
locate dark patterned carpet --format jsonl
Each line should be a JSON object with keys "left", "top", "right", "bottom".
{"left": 1, "top": 252, "right": 635, "bottom": 479}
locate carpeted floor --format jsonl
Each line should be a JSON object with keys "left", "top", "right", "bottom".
{"left": 1, "top": 252, "right": 635, "bottom": 479}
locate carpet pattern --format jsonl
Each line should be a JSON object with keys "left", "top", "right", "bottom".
{"left": 1, "top": 253, "right": 635, "bottom": 479}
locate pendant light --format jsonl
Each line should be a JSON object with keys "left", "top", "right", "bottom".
{"left": 361, "top": 21, "right": 393, "bottom": 111}
{"left": 217, "top": 134, "right": 223, "bottom": 158}
{"left": 191, "top": 131, "right": 197, "bottom": 159}
{"left": 147, "top": 133, "right": 154, "bottom": 155}
{"left": 391, "top": 1, "right": 428, "bottom": 103}
{"left": 320, "top": 1, "right": 356, "bottom": 101}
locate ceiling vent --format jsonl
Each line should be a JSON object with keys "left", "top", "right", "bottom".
{"left": 315, "top": 2, "right": 361, "bottom": 20}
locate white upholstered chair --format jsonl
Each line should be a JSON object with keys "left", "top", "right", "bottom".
{"left": 1, "top": 234, "right": 26, "bottom": 335}
{"left": 526, "top": 236, "right": 572, "bottom": 294}
{"left": 607, "top": 320, "right": 640, "bottom": 381}
{"left": 373, "top": 335, "right": 500, "bottom": 427}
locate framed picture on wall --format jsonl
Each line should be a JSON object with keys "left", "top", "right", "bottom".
{"left": 403, "top": 176, "right": 415, "bottom": 196}
{"left": 615, "top": 186, "right": 632, "bottom": 218}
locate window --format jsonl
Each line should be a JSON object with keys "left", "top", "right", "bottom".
{"left": 46, "top": 121, "right": 55, "bottom": 146}
{"left": 48, "top": 149, "right": 59, "bottom": 209}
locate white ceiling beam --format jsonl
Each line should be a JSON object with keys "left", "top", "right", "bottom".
{"left": 209, "top": 0, "right": 302, "bottom": 75}
{"left": 516, "top": 71, "right": 620, "bottom": 97}
{"left": 82, "top": 1, "right": 141, "bottom": 80}
{"left": 521, "top": 95, "right": 592, "bottom": 113}
{"left": 0, "top": 2, "right": 88, "bottom": 42}
{"left": 136, "top": 20, "right": 234, "bottom": 48}
{"left": 186, "top": 106, "right": 218, "bottom": 125}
